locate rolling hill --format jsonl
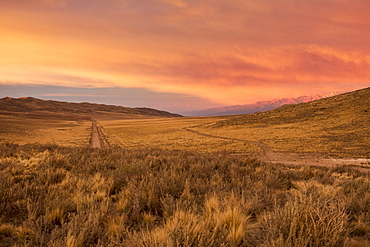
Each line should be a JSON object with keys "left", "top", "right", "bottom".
{"left": 187, "top": 93, "right": 338, "bottom": 116}
{"left": 0, "top": 97, "right": 182, "bottom": 120}
{"left": 197, "top": 87, "right": 370, "bottom": 157}
{"left": 216, "top": 87, "right": 369, "bottom": 126}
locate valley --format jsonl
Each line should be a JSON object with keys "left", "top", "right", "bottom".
{"left": 1, "top": 87, "right": 370, "bottom": 246}
{"left": 2, "top": 1, "right": 369, "bottom": 245}
{"left": 1, "top": 87, "right": 369, "bottom": 164}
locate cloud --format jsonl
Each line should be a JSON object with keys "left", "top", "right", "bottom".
{"left": 41, "top": 0, "right": 68, "bottom": 7}
{"left": 0, "top": 0, "right": 369, "bottom": 106}
{"left": 0, "top": 83, "right": 223, "bottom": 113}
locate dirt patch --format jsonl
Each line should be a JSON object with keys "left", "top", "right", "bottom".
{"left": 90, "top": 119, "right": 103, "bottom": 149}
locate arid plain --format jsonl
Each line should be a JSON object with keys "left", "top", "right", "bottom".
{"left": 1, "top": 87, "right": 370, "bottom": 246}
{"left": 2, "top": 87, "right": 368, "bottom": 167}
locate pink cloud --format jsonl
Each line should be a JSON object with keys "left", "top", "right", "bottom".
{"left": 0, "top": 0, "right": 369, "bottom": 105}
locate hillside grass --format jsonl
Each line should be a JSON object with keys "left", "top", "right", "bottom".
{"left": 2, "top": 88, "right": 368, "bottom": 158}
{"left": 193, "top": 87, "right": 370, "bottom": 158}
{"left": 99, "top": 88, "right": 369, "bottom": 158}
{"left": 1, "top": 143, "right": 370, "bottom": 246}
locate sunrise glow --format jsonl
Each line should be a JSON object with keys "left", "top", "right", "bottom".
{"left": 1, "top": 0, "right": 369, "bottom": 112}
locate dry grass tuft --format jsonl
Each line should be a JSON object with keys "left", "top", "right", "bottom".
{"left": 1, "top": 143, "right": 370, "bottom": 246}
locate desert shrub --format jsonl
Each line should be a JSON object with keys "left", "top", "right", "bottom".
{"left": 0, "top": 142, "right": 19, "bottom": 159}
{"left": 259, "top": 185, "right": 348, "bottom": 247}
{"left": 135, "top": 195, "right": 256, "bottom": 247}
{"left": 1, "top": 143, "right": 370, "bottom": 246}
{"left": 0, "top": 223, "right": 19, "bottom": 247}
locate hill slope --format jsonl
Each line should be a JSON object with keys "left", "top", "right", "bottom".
{"left": 0, "top": 97, "right": 182, "bottom": 120}
{"left": 218, "top": 87, "right": 369, "bottom": 126}
{"left": 187, "top": 93, "right": 338, "bottom": 116}
{"left": 199, "top": 87, "right": 370, "bottom": 157}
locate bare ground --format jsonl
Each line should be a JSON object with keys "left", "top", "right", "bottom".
{"left": 90, "top": 119, "right": 103, "bottom": 148}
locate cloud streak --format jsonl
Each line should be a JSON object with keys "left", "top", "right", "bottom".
{"left": 0, "top": 0, "right": 369, "bottom": 106}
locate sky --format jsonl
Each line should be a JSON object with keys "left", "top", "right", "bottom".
{"left": 0, "top": 0, "right": 369, "bottom": 114}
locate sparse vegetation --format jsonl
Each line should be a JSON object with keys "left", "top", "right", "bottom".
{"left": 0, "top": 115, "right": 91, "bottom": 146}
{"left": 2, "top": 88, "right": 369, "bottom": 158}
{"left": 1, "top": 88, "right": 369, "bottom": 246}
{"left": 100, "top": 117, "right": 260, "bottom": 154}
{"left": 199, "top": 87, "right": 370, "bottom": 158}
{"left": 1, "top": 143, "right": 370, "bottom": 246}
{"left": 100, "top": 88, "right": 370, "bottom": 158}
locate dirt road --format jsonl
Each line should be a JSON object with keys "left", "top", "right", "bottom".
{"left": 184, "top": 127, "right": 370, "bottom": 171}
{"left": 90, "top": 119, "right": 102, "bottom": 148}
{"left": 183, "top": 127, "right": 274, "bottom": 159}
{"left": 88, "top": 122, "right": 369, "bottom": 170}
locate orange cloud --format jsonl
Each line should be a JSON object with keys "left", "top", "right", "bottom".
{"left": 0, "top": 0, "right": 369, "bottom": 105}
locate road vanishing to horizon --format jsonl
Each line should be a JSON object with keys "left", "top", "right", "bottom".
{"left": 1, "top": 0, "right": 370, "bottom": 244}
{"left": 89, "top": 89, "right": 370, "bottom": 171}
{"left": 90, "top": 119, "right": 102, "bottom": 149}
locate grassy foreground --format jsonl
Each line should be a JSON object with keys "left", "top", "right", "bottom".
{"left": 1, "top": 143, "right": 370, "bottom": 246}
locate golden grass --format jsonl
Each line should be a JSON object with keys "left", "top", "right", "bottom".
{"left": 193, "top": 114, "right": 368, "bottom": 158}
{"left": 1, "top": 144, "right": 370, "bottom": 246}
{"left": 0, "top": 114, "right": 91, "bottom": 146}
{"left": 200, "top": 87, "right": 370, "bottom": 158}
{"left": 101, "top": 116, "right": 261, "bottom": 154}
{"left": 96, "top": 88, "right": 370, "bottom": 158}
{"left": 101, "top": 112, "right": 368, "bottom": 159}
{"left": 2, "top": 88, "right": 368, "bottom": 159}
{"left": 100, "top": 88, "right": 370, "bottom": 158}
{"left": 1, "top": 89, "right": 368, "bottom": 246}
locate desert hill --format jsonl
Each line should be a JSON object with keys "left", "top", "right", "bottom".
{"left": 0, "top": 97, "right": 182, "bottom": 120}
{"left": 187, "top": 93, "right": 338, "bottom": 116}
{"left": 217, "top": 87, "right": 369, "bottom": 126}
{"left": 199, "top": 87, "right": 370, "bottom": 158}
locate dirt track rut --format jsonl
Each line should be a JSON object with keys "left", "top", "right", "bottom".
{"left": 183, "top": 127, "right": 370, "bottom": 171}
{"left": 90, "top": 119, "right": 102, "bottom": 149}
{"left": 183, "top": 127, "right": 274, "bottom": 158}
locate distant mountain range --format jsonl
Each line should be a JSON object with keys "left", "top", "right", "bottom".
{"left": 186, "top": 92, "right": 338, "bottom": 116}
{"left": 0, "top": 97, "right": 182, "bottom": 120}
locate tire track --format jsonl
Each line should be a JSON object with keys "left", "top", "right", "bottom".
{"left": 183, "top": 127, "right": 370, "bottom": 172}
{"left": 183, "top": 127, "right": 274, "bottom": 159}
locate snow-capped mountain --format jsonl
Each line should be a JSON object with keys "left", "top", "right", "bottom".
{"left": 186, "top": 92, "right": 338, "bottom": 116}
